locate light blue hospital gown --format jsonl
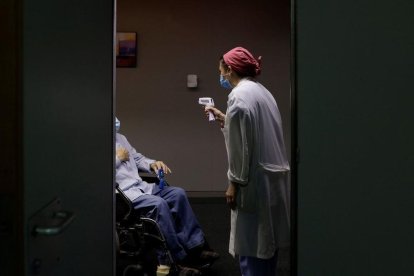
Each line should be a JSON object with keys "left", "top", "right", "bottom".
{"left": 116, "top": 133, "right": 205, "bottom": 261}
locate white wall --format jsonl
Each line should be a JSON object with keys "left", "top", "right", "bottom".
{"left": 116, "top": 0, "right": 291, "bottom": 192}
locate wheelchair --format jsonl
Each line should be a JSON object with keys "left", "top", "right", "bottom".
{"left": 116, "top": 173, "right": 219, "bottom": 276}
{"left": 116, "top": 174, "right": 181, "bottom": 276}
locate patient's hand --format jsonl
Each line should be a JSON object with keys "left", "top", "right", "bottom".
{"left": 150, "top": 161, "right": 172, "bottom": 174}
{"left": 116, "top": 147, "right": 130, "bottom": 162}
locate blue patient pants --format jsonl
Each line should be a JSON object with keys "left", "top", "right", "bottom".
{"left": 131, "top": 185, "right": 205, "bottom": 261}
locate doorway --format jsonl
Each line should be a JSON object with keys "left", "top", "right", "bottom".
{"left": 115, "top": 0, "right": 293, "bottom": 274}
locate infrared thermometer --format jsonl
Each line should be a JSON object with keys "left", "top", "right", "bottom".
{"left": 198, "top": 97, "right": 215, "bottom": 122}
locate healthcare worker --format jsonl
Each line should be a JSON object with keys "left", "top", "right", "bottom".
{"left": 115, "top": 118, "right": 219, "bottom": 274}
{"left": 204, "top": 47, "right": 290, "bottom": 275}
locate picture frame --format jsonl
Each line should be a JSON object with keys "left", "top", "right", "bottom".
{"left": 116, "top": 32, "right": 137, "bottom": 68}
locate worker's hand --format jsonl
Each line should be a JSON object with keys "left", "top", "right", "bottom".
{"left": 150, "top": 161, "right": 172, "bottom": 174}
{"left": 225, "top": 182, "right": 238, "bottom": 210}
{"left": 205, "top": 106, "right": 225, "bottom": 128}
{"left": 116, "top": 147, "right": 130, "bottom": 162}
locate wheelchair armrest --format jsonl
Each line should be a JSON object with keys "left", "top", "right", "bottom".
{"left": 139, "top": 172, "right": 170, "bottom": 187}
{"left": 139, "top": 172, "right": 160, "bottom": 184}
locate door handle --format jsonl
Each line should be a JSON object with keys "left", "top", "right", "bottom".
{"left": 34, "top": 211, "right": 75, "bottom": 236}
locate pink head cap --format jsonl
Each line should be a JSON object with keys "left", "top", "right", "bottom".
{"left": 223, "top": 47, "right": 262, "bottom": 77}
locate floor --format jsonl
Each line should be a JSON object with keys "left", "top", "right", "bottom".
{"left": 189, "top": 197, "right": 291, "bottom": 276}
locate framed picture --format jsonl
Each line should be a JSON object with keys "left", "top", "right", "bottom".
{"left": 116, "top": 32, "right": 137, "bottom": 68}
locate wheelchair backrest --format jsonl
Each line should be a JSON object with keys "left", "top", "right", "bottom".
{"left": 115, "top": 184, "right": 133, "bottom": 223}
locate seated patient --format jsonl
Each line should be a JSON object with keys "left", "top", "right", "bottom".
{"left": 115, "top": 118, "right": 218, "bottom": 268}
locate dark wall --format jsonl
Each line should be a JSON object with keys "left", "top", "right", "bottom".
{"left": 116, "top": 0, "right": 291, "bottom": 192}
{"left": 296, "top": 0, "right": 414, "bottom": 274}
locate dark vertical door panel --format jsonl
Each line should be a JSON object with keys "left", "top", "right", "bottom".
{"left": 296, "top": 0, "right": 414, "bottom": 274}
{"left": 22, "top": 0, "right": 115, "bottom": 275}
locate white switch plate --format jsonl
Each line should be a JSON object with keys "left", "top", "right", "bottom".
{"left": 187, "top": 74, "right": 198, "bottom": 88}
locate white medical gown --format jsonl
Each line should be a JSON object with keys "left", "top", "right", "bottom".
{"left": 222, "top": 78, "right": 290, "bottom": 259}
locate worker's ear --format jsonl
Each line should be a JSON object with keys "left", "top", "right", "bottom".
{"left": 228, "top": 66, "right": 237, "bottom": 77}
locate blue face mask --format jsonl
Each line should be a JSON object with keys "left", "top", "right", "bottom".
{"left": 115, "top": 117, "right": 121, "bottom": 133}
{"left": 220, "top": 75, "right": 233, "bottom": 90}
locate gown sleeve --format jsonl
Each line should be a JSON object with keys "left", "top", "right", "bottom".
{"left": 224, "top": 99, "right": 252, "bottom": 185}
{"left": 131, "top": 148, "right": 155, "bottom": 173}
